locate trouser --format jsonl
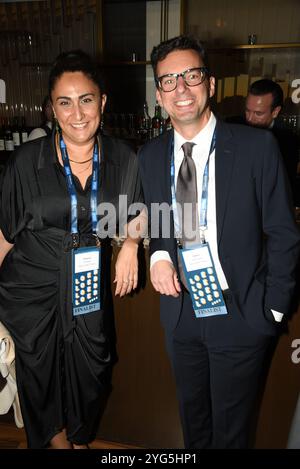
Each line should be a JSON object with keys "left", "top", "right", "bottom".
{"left": 165, "top": 290, "right": 272, "bottom": 449}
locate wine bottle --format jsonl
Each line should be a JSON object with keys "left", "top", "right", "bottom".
{"left": 142, "top": 101, "right": 151, "bottom": 140}
{"left": 151, "top": 102, "right": 163, "bottom": 138}
{"left": 12, "top": 116, "right": 21, "bottom": 147}
{"left": 0, "top": 118, "right": 5, "bottom": 152}
{"left": 20, "top": 116, "right": 28, "bottom": 143}
{"left": 4, "top": 125, "right": 14, "bottom": 152}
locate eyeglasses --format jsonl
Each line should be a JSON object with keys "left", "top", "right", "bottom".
{"left": 156, "top": 67, "right": 208, "bottom": 92}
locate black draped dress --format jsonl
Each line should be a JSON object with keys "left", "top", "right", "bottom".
{"left": 0, "top": 132, "right": 142, "bottom": 448}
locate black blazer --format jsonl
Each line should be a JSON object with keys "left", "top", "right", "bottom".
{"left": 139, "top": 120, "right": 300, "bottom": 336}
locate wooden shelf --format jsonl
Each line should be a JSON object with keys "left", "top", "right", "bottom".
{"left": 101, "top": 60, "right": 151, "bottom": 66}
{"left": 102, "top": 43, "right": 300, "bottom": 64}
{"left": 232, "top": 42, "right": 300, "bottom": 49}
{"left": 19, "top": 60, "right": 151, "bottom": 68}
{"left": 18, "top": 44, "right": 300, "bottom": 68}
{"left": 208, "top": 43, "right": 300, "bottom": 51}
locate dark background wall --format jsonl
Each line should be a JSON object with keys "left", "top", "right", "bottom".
{"left": 102, "top": 0, "right": 147, "bottom": 114}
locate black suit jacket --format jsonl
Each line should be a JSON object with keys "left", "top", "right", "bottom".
{"left": 225, "top": 115, "right": 299, "bottom": 205}
{"left": 139, "top": 120, "right": 300, "bottom": 336}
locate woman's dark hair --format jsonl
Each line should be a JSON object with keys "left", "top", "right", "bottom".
{"left": 151, "top": 35, "right": 209, "bottom": 84}
{"left": 48, "top": 50, "right": 105, "bottom": 100}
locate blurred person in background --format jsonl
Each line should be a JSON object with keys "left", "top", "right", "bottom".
{"left": 27, "top": 95, "right": 54, "bottom": 141}
{"left": 245, "top": 79, "right": 299, "bottom": 207}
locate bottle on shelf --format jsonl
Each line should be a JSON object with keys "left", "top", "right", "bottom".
{"left": 0, "top": 118, "right": 5, "bottom": 152}
{"left": 137, "top": 101, "right": 152, "bottom": 141}
{"left": 128, "top": 113, "right": 136, "bottom": 139}
{"left": 4, "top": 120, "right": 14, "bottom": 152}
{"left": 151, "top": 102, "right": 163, "bottom": 138}
{"left": 20, "top": 116, "right": 28, "bottom": 144}
{"left": 142, "top": 101, "right": 152, "bottom": 140}
{"left": 12, "top": 116, "right": 21, "bottom": 147}
{"left": 159, "top": 118, "right": 165, "bottom": 135}
{"left": 165, "top": 116, "right": 173, "bottom": 131}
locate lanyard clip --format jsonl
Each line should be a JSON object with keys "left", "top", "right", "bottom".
{"left": 71, "top": 233, "right": 80, "bottom": 249}
{"left": 177, "top": 239, "right": 183, "bottom": 249}
{"left": 93, "top": 234, "right": 101, "bottom": 247}
{"left": 200, "top": 227, "right": 207, "bottom": 244}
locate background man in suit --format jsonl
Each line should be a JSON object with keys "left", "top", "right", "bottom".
{"left": 139, "top": 36, "right": 300, "bottom": 449}
{"left": 245, "top": 79, "right": 299, "bottom": 206}
{"left": 245, "top": 78, "right": 283, "bottom": 128}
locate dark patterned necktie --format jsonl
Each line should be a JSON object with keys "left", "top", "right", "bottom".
{"left": 176, "top": 142, "right": 200, "bottom": 288}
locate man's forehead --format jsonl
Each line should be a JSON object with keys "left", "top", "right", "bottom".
{"left": 157, "top": 49, "right": 204, "bottom": 74}
{"left": 247, "top": 93, "right": 273, "bottom": 108}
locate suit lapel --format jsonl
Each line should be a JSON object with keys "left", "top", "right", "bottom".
{"left": 162, "top": 130, "right": 174, "bottom": 205}
{"left": 215, "top": 121, "right": 235, "bottom": 244}
{"left": 157, "top": 130, "right": 175, "bottom": 242}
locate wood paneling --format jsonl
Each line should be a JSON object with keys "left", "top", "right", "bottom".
{"left": 185, "top": 0, "right": 300, "bottom": 45}
{"left": 97, "top": 246, "right": 183, "bottom": 448}
{"left": 255, "top": 309, "right": 300, "bottom": 448}
{"left": 184, "top": 0, "right": 300, "bottom": 117}
{"left": 0, "top": 421, "right": 140, "bottom": 448}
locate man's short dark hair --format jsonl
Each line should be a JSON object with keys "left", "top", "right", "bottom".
{"left": 249, "top": 79, "right": 284, "bottom": 110}
{"left": 150, "top": 35, "right": 209, "bottom": 85}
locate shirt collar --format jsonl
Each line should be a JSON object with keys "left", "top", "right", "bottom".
{"left": 174, "top": 112, "right": 216, "bottom": 155}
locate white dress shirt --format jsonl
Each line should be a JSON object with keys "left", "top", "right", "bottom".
{"left": 150, "top": 112, "right": 283, "bottom": 321}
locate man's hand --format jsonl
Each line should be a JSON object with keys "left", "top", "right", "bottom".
{"left": 150, "top": 260, "right": 181, "bottom": 297}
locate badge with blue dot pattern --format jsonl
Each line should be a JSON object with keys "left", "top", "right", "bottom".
{"left": 72, "top": 247, "right": 101, "bottom": 316}
{"left": 179, "top": 243, "right": 228, "bottom": 318}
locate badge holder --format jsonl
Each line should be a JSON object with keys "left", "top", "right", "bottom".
{"left": 179, "top": 243, "right": 228, "bottom": 318}
{"left": 72, "top": 246, "right": 101, "bottom": 316}
{"left": 59, "top": 134, "right": 102, "bottom": 317}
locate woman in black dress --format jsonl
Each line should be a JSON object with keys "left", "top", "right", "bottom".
{"left": 0, "top": 51, "right": 143, "bottom": 448}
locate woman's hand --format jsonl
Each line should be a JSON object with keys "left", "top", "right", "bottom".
{"left": 0, "top": 230, "right": 14, "bottom": 268}
{"left": 114, "top": 238, "right": 139, "bottom": 297}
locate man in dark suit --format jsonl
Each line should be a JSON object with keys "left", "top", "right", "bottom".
{"left": 138, "top": 36, "right": 300, "bottom": 449}
{"left": 235, "top": 79, "right": 299, "bottom": 206}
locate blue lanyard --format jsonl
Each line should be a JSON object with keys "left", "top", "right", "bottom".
{"left": 59, "top": 135, "right": 99, "bottom": 247}
{"left": 170, "top": 128, "right": 216, "bottom": 240}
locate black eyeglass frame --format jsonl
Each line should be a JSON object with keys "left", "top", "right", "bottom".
{"left": 155, "top": 67, "right": 209, "bottom": 92}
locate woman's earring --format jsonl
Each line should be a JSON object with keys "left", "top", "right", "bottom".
{"left": 54, "top": 117, "right": 60, "bottom": 133}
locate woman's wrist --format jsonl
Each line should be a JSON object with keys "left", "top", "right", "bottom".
{"left": 122, "top": 237, "right": 140, "bottom": 249}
